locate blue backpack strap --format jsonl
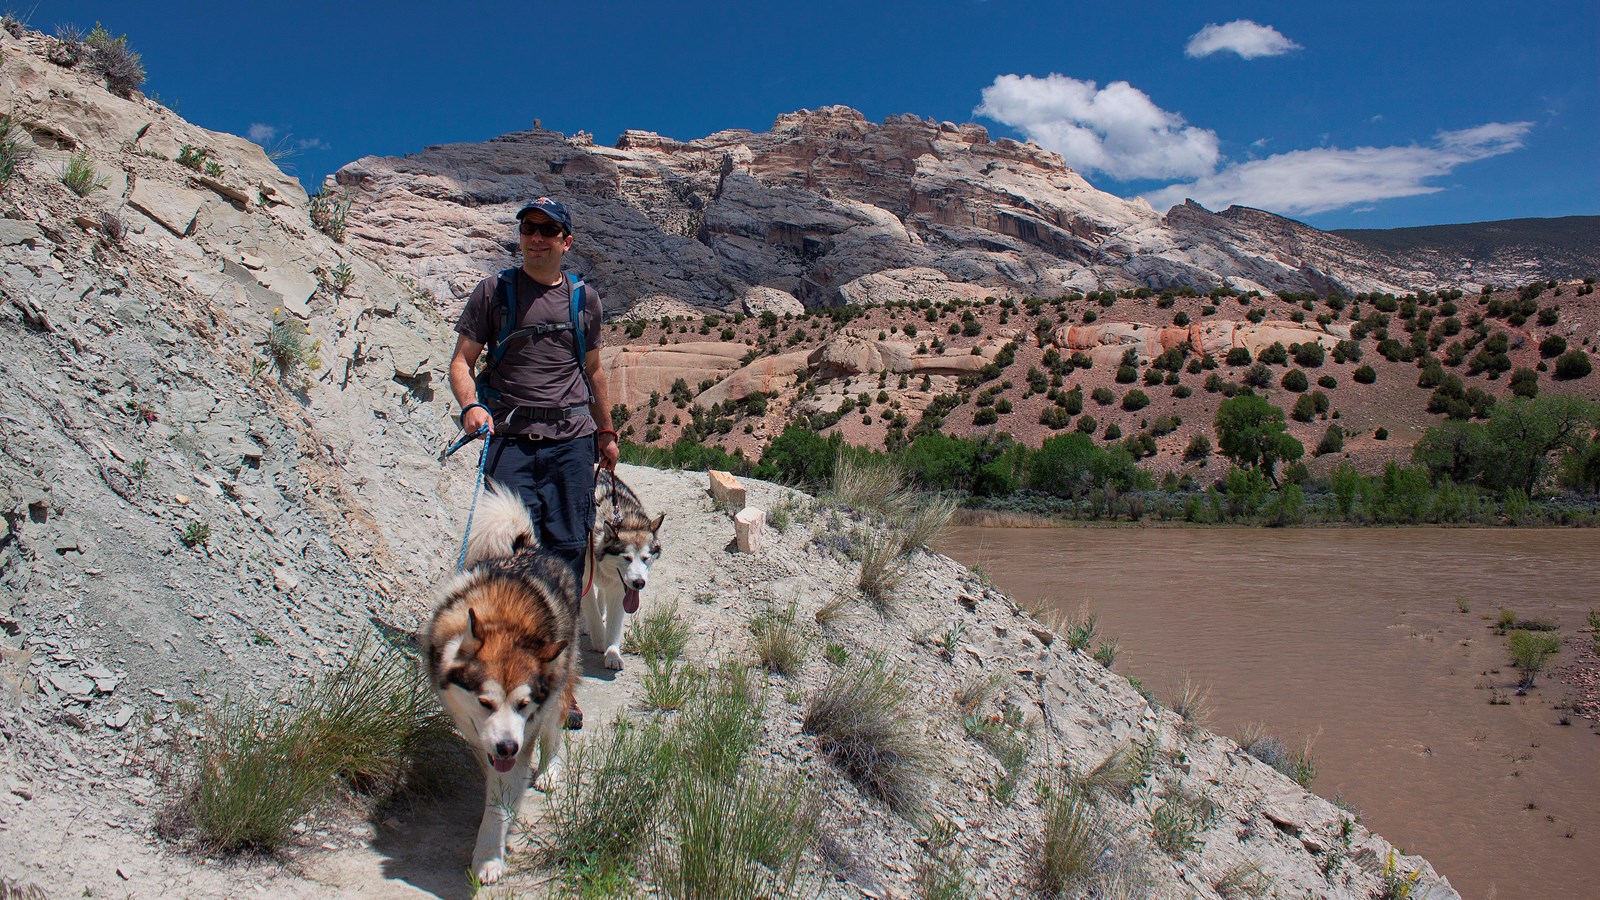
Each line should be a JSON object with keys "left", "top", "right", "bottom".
{"left": 568, "top": 274, "right": 594, "bottom": 404}
{"left": 568, "top": 273, "right": 586, "bottom": 362}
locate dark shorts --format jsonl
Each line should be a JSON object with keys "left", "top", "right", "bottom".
{"left": 485, "top": 433, "right": 595, "bottom": 581}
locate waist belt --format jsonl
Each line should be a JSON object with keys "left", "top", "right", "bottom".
{"left": 496, "top": 404, "right": 591, "bottom": 427}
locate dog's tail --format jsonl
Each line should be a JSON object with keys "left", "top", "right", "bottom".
{"left": 462, "top": 480, "right": 538, "bottom": 567}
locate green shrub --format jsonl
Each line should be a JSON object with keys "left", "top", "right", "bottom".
{"left": 1540, "top": 335, "right": 1568, "bottom": 358}
{"left": 1257, "top": 342, "right": 1288, "bottom": 365}
{"left": 1353, "top": 365, "right": 1377, "bottom": 384}
{"left": 181, "top": 521, "right": 211, "bottom": 547}
{"left": 308, "top": 188, "right": 352, "bottom": 242}
{"left": 1507, "top": 630, "right": 1561, "bottom": 687}
{"left": 1183, "top": 433, "right": 1211, "bottom": 461}
{"left": 85, "top": 24, "right": 145, "bottom": 97}
{"left": 1292, "top": 342, "right": 1325, "bottom": 368}
{"left": 1121, "top": 389, "right": 1149, "bottom": 411}
{"left": 1555, "top": 350, "right": 1592, "bottom": 380}
{"left": 1151, "top": 789, "right": 1212, "bottom": 856}
{"left": 1315, "top": 425, "right": 1344, "bottom": 456}
{"left": 1281, "top": 369, "right": 1309, "bottom": 392}
{"left": 266, "top": 316, "right": 323, "bottom": 383}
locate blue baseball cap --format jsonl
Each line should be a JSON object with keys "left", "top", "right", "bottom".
{"left": 516, "top": 197, "right": 573, "bottom": 232}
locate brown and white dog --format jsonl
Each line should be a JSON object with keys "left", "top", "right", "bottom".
{"left": 582, "top": 469, "right": 663, "bottom": 670}
{"left": 421, "top": 481, "right": 578, "bottom": 885}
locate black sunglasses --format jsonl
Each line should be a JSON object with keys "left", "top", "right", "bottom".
{"left": 519, "top": 220, "right": 567, "bottom": 237}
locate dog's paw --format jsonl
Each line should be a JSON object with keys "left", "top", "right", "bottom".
{"left": 604, "top": 647, "right": 624, "bottom": 670}
{"left": 474, "top": 856, "right": 506, "bottom": 885}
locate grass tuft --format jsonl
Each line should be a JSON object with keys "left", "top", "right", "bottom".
{"left": 896, "top": 493, "right": 956, "bottom": 552}
{"left": 0, "top": 115, "right": 33, "bottom": 190}
{"left": 856, "top": 528, "right": 909, "bottom": 612}
{"left": 802, "top": 653, "right": 937, "bottom": 817}
{"left": 1214, "top": 859, "right": 1275, "bottom": 898}
{"left": 183, "top": 643, "right": 457, "bottom": 852}
{"left": 1170, "top": 676, "right": 1212, "bottom": 730}
{"left": 545, "top": 664, "right": 814, "bottom": 897}
{"left": 542, "top": 714, "right": 675, "bottom": 890}
{"left": 624, "top": 600, "right": 690, "bottom": 666}
{"left": 60, "top": 149, "right": 109, "bottom": 196}
{"left": 826, "top": 453, "right": 909, "bottom": 516}
{"left": 1037, "top": 773, "right": 1106, "bottom": 894}
{"left": 749, "top": 599, "right": 810, "bottom": 676}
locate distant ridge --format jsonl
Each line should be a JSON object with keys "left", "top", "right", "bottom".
{"left": 1333, "top": 216, "right": 1600, "bottom": 282}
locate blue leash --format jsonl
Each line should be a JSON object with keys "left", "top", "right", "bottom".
{"left": 447, "top": 425, "right": 491, "bottom": 572}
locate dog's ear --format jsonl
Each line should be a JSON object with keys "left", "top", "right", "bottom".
{"left": 649, "top": 513, "right": 665, "bottom": 533}
{"left": 601, "top": 521, "right": 617, "bottom": 543}
{"left": 536, "top": 639, "right": 568, "bottom": 663}
{"left": 468, "top": 607, "right": 483, "bottom": 639}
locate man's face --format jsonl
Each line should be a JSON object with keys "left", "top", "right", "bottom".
{"left": 518, "top": 212, "right": 572, "bottom": 260}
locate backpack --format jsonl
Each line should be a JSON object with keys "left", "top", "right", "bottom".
{"left": 474, "top": 268, "right": 591, "bottom": 419}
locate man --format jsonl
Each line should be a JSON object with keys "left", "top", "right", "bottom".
{"left": 448, "top": 197, "right": 618, "bottom": 728}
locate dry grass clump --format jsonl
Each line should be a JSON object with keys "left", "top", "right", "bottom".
{"left": 826, "top": 453, "right": 911, "bottom": 516}
{"left": 802, "top": 653, "right": 938, "bottom": 817}
{"left": 1078, "top": 737, "right": 1156, "bottom": 800}
{"left": 897, "top": 492, "right": 956, "bottom": 552}
{"left": 0, "top": 877, "right": 48, "bottom": 900}
{"left": 1238, "top": 724, "right": 1318, "bottom": 787}
{"left": 180, "top": 643, "right": 458, "bottom": 852}
{"left": 1170, "top": 676, "right": 1212, "bottom": 731}
{"left": 1214, "top": 858, "right": 1276, "bottom": 898}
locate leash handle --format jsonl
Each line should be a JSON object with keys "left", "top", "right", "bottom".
{"left": 444, "top": 423, "right": 491, "bottom": 459}
{"left": 455, "top": 432, "right": 492, "bottom": 572}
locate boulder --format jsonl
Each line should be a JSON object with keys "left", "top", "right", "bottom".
{"left": 741, "top": 286, "right": 804, "bottom": 317}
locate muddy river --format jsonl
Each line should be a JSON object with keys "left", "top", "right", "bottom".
{"left": 935, "top": 526, "right": 1600, "bottom": 900}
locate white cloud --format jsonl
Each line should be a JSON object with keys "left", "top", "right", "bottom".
{"left": 975, "top": 74, "right": 1219, "bottom": 180}
{"left": 246, "top": 123, "right": 278, "bottom": 144}
{"left": 295, "top": 137, "right": 330, "bottom": 151}
{"left": 1140, "top": 122, "right": 1533, "bottom": 216}
{"left": 1185, "top": 20, "right": 1301, "bottom": 60}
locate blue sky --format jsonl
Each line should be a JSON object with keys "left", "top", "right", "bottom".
{"left": 41, "top": 0, "right": 1598, "bottom": 230}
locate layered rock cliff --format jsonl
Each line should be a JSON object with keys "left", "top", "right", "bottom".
{"left": 333, "top": 107, "right": 1449, "bottom": 317}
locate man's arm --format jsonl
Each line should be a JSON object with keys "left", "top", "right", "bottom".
{"left": 449, "top": 334, "right": 492, "bottom": 434}
{"left": 585, "top": 349, "right": 619, "bottom": 468}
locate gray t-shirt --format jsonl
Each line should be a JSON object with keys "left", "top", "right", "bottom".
{"left": 455, "top": 268, "right": 605, "bottom": 439}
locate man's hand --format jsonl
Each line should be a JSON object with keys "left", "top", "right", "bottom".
{"left": 462, "top": 404, "right": 494, "bottom": 436}
{"left": 596, "top": 430, "right": 620, "bottom": 470}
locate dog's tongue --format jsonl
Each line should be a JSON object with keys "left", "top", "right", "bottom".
{"left": 624, "top": 589, "right": 641, "bottom": 614}
{"left": 491, "top": 756, "right": 516, "bottom": 773}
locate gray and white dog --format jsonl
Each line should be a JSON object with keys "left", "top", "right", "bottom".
{"left": 582, "top": 469, "right": 663, "bottom": 669}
